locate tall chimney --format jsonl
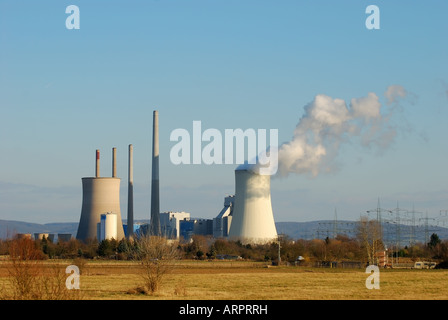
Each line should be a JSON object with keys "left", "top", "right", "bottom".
{"left": 112, "top": 147, "right": 117, "bottom": 178}
{"left": 95, "top": 149, "right": 100, "bottom": 178}
{"left": 150, "top": 110, "right": 161, "bottom": 236}
{"left": 127, "top": 144, "right": 134, "bottom": 239}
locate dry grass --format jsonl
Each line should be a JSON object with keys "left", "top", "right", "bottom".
{"left": 1, "top": 260, "right": 447, "bottom": 300}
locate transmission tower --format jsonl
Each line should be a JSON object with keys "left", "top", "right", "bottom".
{"left": 419, "top": 212, "right": 438, "bottom": 244}
{"left": 366, "top": 198, "right": 393, "bottom": 244}
{"left": 388, "top": 202, "right": 408, "bottom": 264}
{"left": 406, "top": 204, "right": 423, "bottom": 245}
{"left": 317, "top": 208, "right": 358, "bottom": 240}
{"left": 437, "top": 210, "right": 448, "bottom": 228}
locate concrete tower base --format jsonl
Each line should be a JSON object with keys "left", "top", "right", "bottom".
{"left": 228, "top": 169, "right": 278, "bottom": 245}
{"left": 76, "top": 177, "right": 125, "bottom": 242}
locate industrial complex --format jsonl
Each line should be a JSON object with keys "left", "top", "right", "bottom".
{"left": 22, "top": 109, "right": 448, "bottom": 247}
{"left": 68, "top": 110, "right": 278, "bottom": 244}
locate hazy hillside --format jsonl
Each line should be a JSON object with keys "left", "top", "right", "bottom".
{"left": 276, "top": 221, "right": 324, "bottom": 240}
{"left": 1, "top": 219, "right": 447, "bottom": 244}
{"left": 276, "top": 220, "right": 448, "bottom": 245}
{"left": 0, "top": 220, "right": 78, "bottom": 239}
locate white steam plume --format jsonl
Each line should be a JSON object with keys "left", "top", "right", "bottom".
{"left": 384, "top": 85, "right": 407, "bottom": 105}
{"left": 275, "top": 86, "right": 405, "bottom": 178}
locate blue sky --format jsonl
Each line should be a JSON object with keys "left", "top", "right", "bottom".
{"left": 0, "top": 1, "right": 447, "bottom": 224}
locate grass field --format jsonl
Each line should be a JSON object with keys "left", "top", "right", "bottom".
{"left": 1, "top": 260, "right": 447, "bottom": 300}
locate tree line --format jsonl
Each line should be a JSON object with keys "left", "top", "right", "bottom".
{"left": 1, "top": 231, "right": 447, "bottom": 266}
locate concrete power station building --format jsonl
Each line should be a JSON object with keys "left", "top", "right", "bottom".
{"left": 213, "top": 195, "right": 234, "bottom": 238}
{"left": 228, "top": 168, "right": 278, "bottom": 244}
{"left": 160, "top": 211, "right": 191, "bottom": 239}
{"left": 76, "top": 149, "right": 125, "bottom": 242}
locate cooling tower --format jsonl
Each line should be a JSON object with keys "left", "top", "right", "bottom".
{"left": 228, "top": 169, "right": 278, "bottom": 244}
{"left": 76, "top": 149, "right": 125, "bottom": 242}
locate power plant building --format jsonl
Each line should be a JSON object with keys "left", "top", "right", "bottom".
{"left": 34, "top": 233, "right": 50, "bottom": 241}
{"left": 179, "top": 218, "right": 213, "bottom": 240}
{"left": 97, "top": 212, "right": 118, "bottom": 241}
{"left": 57, "top": 233, "right": 72, "bottom": 242}
{"left": 213, "top": 195, "right": 234, "bottom": 238}
{"left": 160, "top": 211, "right": 190, "bottom": 239}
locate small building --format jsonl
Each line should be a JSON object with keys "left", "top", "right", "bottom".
{"left": 192, "top": 218, "right": 213, "bottom": 236}
{"left": 160, "top": 211, "right": 191, "bottom": 239}
{"left": 179, "top": 218, "right": 213, "bottom": 240}
{"left": 179, "top": 220, "right": 195, "bottom": 240}
{"left": 124, "top": 222, "right": 147, "bottom": 238}
{"left": 16, "top": 233, "right": 32, "bottom": 239}
{"left": 57, "top": 233, "right": 72, "bottom": 242}
{"left": 47, "top": 234, "right": 55, "bottom": 243}
{"left": 34, "top": 233, "right": 50, "bottom": 241}
{"left": 375, "top": 250, "right": 387, "bottom": 267}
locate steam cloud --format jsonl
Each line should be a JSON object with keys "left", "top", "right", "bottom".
{"left": 275, "top": 85, "right": 406, "bottom": 178}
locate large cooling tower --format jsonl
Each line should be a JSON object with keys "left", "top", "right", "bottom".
{"left": 76, "top": 149, "right": 125, "bottom": 242}
{"left": 228, "top": 169, "right": 278, "bottom": 244}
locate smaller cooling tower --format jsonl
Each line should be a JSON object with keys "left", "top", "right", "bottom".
{"left": 228, "top": 169, "right": 278, "bottom": 244}
{"left": 76, "top": 149, "right": 125, "bottom": 242}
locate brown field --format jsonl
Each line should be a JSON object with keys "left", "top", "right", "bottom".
{"left": 1, "top": 259, "right": 448, "bottom": 300}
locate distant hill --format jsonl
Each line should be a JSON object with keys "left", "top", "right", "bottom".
{"left": 276, "top": 221, "right": 324, "bottom": 240}
{"left": 1, "top": 219, "right": 447, "bottom": 244}
{"left": 0, "top": 220, "right": 78, "bottom": 239}
{"left": 276, "top": 220, "right": 448, "bottom": 245}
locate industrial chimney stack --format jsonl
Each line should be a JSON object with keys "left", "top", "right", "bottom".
{"left": 95, "top": 149, "right": 100, "bottom": 177}
{"left": 112, "top": 147, "right": 117, "bottom": 178}
{"left": 127, "top": 144, "right": 134, "bottom": 239}
{"left": 149, "top": 110, "right": 161, "bottom": 236}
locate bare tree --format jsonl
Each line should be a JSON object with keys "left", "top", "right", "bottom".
{"left": 1, "top": 238, "right": 81, "bottom": 300}
{"left": 357, "top": 216, "right": 384, "bottom": 265}
{"left": 3, "top": 238, "right": 44, "bottom": 299}
{"left": 132, "top": 235, "right": 181, "bottom": 294}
